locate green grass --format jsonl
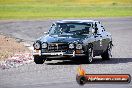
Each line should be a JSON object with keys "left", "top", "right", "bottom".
{"left": 0, "top": 0, "right": 132, "bottom": 19}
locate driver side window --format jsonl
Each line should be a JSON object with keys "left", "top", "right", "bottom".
{"left": 94, "top": 22, "right": 102, "bottom": 34}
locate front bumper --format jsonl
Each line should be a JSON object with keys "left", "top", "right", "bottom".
{"left": 33, "top": 50, "right": 85, "bottom": 57}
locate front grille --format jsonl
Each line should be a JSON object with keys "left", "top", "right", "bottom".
{"left": 48, "top": 43, "right": 68, "bottom": 52}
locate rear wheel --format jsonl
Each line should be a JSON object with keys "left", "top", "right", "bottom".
{"left": 101, "top": 43, "right": 112, "bottom": 60}
{"left": 34, "top": 56, "right": 46, "bottom": 64}
{"left": 84, "top": 45, "right": 93, "bottom": 64}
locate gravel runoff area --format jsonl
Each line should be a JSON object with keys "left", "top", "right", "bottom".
{"left": 0, "top": 17, "right": 132, "bottom": 88}
{"left": 0, "top": 35, "right": 29, "bottom": 60}
{"left": 0, "top": 35, "right": 33, "bottom": 69}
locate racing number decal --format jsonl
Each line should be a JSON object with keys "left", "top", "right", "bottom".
{"left": 100, "top": 39, "right": 102, "bottom": 46}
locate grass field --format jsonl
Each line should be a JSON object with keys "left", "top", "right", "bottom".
{"left": 0, "top": 0, "right": 132, "bottom": 19}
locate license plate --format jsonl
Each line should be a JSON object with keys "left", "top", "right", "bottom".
{"left": 50, "top": 52, "right": 63, "bottom": 55}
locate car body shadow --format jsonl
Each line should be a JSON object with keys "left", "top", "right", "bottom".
{"left": 46, "top": 58, "right": 132, "bottom": 65}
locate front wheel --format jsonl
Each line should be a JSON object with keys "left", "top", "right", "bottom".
{"left": 84, "top": 45, "right": 93, "bottom": 64}
{"left": 101, "top": 43, "right": 112, "bottom": 60}
{"left": 34, "top": 56, "right": 46, "bottom": 64}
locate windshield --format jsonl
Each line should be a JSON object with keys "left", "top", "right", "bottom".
{"left": 48, "top": 23, "right": 93, "bottom": 35}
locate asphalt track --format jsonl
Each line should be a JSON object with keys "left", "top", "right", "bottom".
{"left": 0, "top": 17, "right": 132, "bottom": 88}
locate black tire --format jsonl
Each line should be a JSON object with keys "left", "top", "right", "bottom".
{"left": 34, "top": 56, "right": 46, "bottom": 64}
{"left": 101, "top": 43, "right": 112, "bottom": 60}
{"left": 84, "top": 45, "right": 93, "bottom": 64}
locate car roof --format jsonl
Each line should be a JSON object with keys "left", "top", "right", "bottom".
{"left": 56, "top": 20, "right": 98, "bottom": 23}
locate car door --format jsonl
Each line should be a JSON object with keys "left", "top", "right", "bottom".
{"left": 93, "top": 22, "right": 104, "bottom": 55}
{"left": 100, "top": 25, "right": 110, "bottom": 52}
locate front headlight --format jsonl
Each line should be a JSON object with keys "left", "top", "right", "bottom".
{"left": 69, "top": 43, "right": 74, "bottom": 49}
{"left": 42, "top": 43, "right": 47, "bottom": 48}
{"left": 34, "top": 42, "right": 41, "bottom": 50}
{"left": 76, "top": 44, "right": 82, "bottom": 49}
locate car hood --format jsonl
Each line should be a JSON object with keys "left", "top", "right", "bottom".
{"left": 38, "top": 34, "right": 89, "bottom": 44}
